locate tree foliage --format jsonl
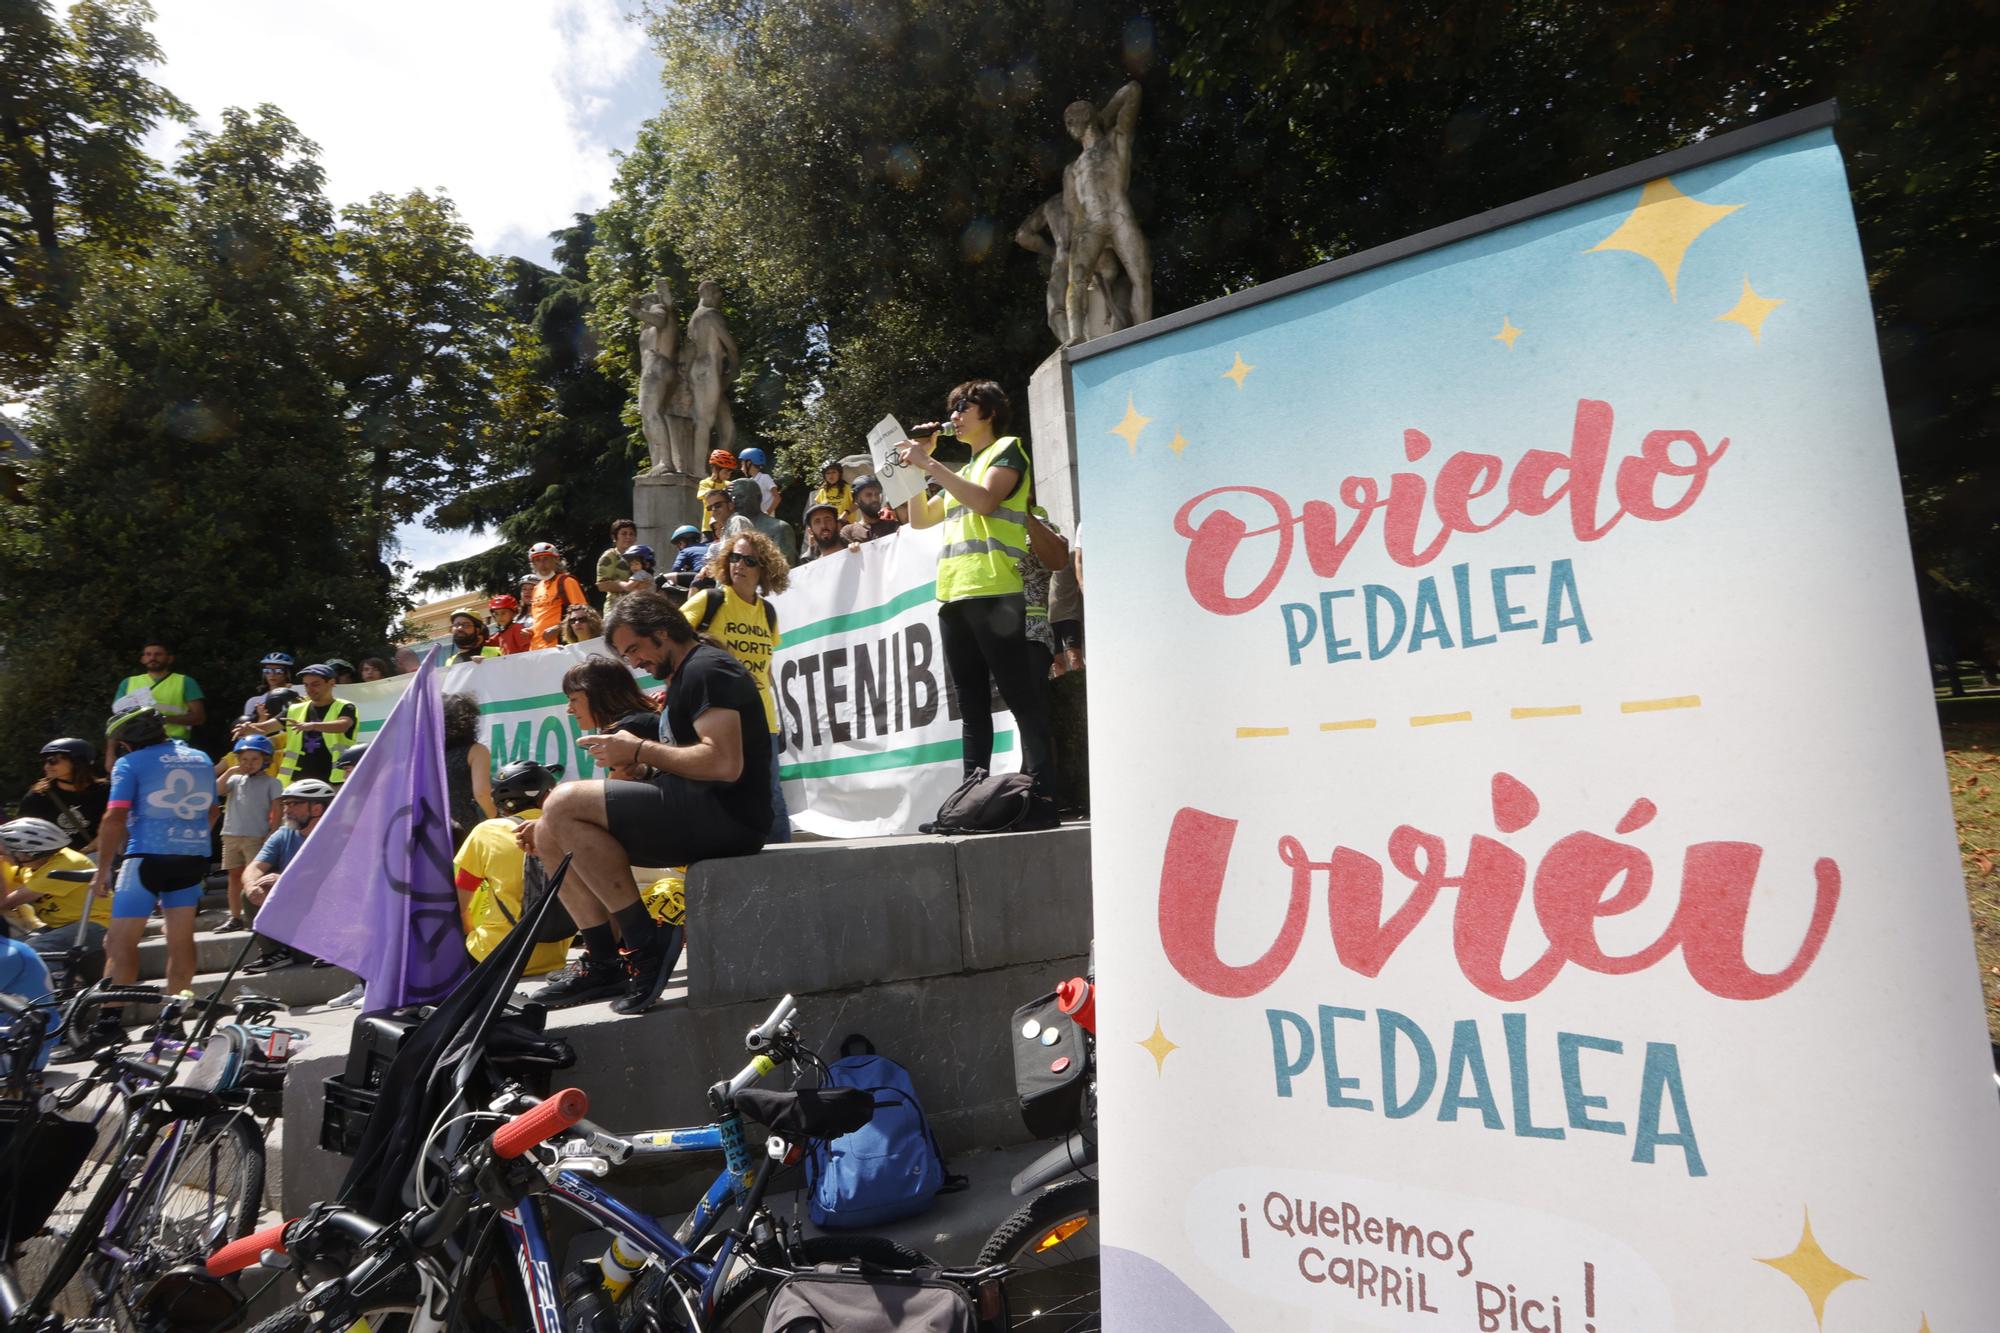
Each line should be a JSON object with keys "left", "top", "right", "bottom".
{"left": 0, "top": 0, "right": 189, "bottom": 396}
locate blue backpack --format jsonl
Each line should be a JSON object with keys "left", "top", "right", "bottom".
{"left": 805, "top": 1035, "right": 953, "bottom": 1229}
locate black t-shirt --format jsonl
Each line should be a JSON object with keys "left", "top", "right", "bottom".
{"left": 17, "top": 782, "right": 110, "bottom": 851}
{"left": 293, "top": 701, "right": 353, "bottom": 782}
{"left": 663, "top": 643, "right": 772, "bottom": 833}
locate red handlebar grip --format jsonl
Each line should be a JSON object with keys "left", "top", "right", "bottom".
{"left": 491, "top": 1087, "right": 589, "bottom": 1160}
{"left": 207, "top": 1220, "right": 291, "bottom": 1277}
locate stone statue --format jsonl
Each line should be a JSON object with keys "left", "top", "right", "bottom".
{"left": 1058, "top": 80, "right": 1152, "bottom": 346}
{"left": 1016, "top": 193, "right": 1130, "bottom": 345}
{"left": 684, "top": 280, "right": 739, "bottom": 463}
{"left": 630, "top": 279, "right": 695, "bottom": 475}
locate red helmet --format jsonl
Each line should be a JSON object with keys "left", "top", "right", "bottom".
{"left": 488, "top": 594, "right": 519, "bottom": 611}
{"left": 708, "top": 449, "right": 738, "bottom": 470}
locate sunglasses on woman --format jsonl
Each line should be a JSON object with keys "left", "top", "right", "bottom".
{"left": 728, "top": 552, "right": 762, "bottom": 568}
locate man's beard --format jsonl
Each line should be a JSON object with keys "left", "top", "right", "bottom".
{"left": 454, "top": 631, "right": 481, "bottom": 650}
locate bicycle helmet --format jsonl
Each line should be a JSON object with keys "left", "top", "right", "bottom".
{"left": 336, "top": 742, "right": 368, "bottom": 771}
{"left": 262, "top": 688, "right": 302, "bottom": 713}
{"left": 738, "top": 448, "right": 769, "bottom": 468}
{"left": 670, "top": 525, "right": 701, "bottom": 544}
{"left": 279, "top": 778, "right": 337, "bottom": 802}
{"left": 259, "top": 652, "right": 295, "bottom": 670}
{"left": 852, "top": 474, "right": 879, "bottom": 493}
{"left": 489, "top": 594, "right": 519, "bottom": 612}
{"left": 820, "top": 458, "right": 844, "bottom": 480}
{"left": 708, "top": 448, "right": 737, "bottom": 470}
{"left": 528, "top": 542, "right": 559, "bottom": 558}
{"left": 492, "top": 760, "right": 563, "bottom": 815}
{"left": 38, "top": 737, "right": 96, "bottom": 766}
{"left": 104, "top": 706, "right": 167, "bottom": 750}
{"left": 450, "top": 609, "right": 484, "bottom": 628}
{"left": 0, "top": 817, "right": 71, "bottom": 859}
{"left": 624, "top": 543, "right": 656, "bottom": 571}
{"left": 232, "top": 734, "right": 276, "bottom": 756}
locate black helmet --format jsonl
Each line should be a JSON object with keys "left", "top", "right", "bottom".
{"left": 105, "top": 706, "right": 168, "bottom": 750}
{"left": 492, "top": 760, "right": 563, "bottom": 814}
{"left": 821, "top": 458, "right": 844, "bottom": 479}
{"left": 39, "top": 737, "right": 97, "bottom": 767}
{"left": 336, "top": 742, "right": 369, "bottom": 771}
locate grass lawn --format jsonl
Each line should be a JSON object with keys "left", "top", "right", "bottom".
{"left": 1942, "top": 719, "right": 2000, "bottom": 1042}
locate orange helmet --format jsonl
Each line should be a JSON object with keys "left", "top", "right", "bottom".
{"left": 708, "top": 449, "right": 738, "bottom": 470}
{"left": 488, "top": 594, "right": 519, "bottom": 611}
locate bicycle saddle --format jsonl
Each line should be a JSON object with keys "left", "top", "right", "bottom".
{"left": 734, "top": 1086, "right": 874, "bottom": 1138}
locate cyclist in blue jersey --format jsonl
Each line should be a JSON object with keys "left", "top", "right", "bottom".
{"left": 93, "top": 707, "right": 214, "bottom": 995}
{"left": 0, "top": 933, "right": 57, "bottom": 1077}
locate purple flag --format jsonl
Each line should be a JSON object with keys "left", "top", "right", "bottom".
{"left": 255, "top": 648, "right": 470, "bottom": 1009}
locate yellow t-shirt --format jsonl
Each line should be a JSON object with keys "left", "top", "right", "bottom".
{"left": 453, "top": 813, "right": 572, "bottom": 975}
{"left": 4, "top": 847, "right": 110, "bottom": 930}
{"left": 815, "top": 481, "right": 856, "bottom": 523}
{"left": 697, "top": 474, "right": 732, "bottom": 505}
{"left": 679, "top": 587, "right": 780, "bottom": 731}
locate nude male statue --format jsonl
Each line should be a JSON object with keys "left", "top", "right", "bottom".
{"left": 684, "top": 280, "right": 739, "bottom": 463}
{"left": 1015, "top": 193, "right": 1129, "bottom": 344}
{"left": 1061, "top": 80, "right": 1152, "bottom": 346}
{"left": 630, "top": 279, "right": 682, "bottom": 474}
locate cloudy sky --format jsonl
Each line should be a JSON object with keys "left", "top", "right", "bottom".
{"left": 139, "top": 0, "right": 664, "bottom": 582}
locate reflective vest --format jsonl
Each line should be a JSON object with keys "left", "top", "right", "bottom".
{"left": 449, "top": 647, "right": 501, "bottom": 664}
{"left": 936, "top": 436, "right": 1030, "bottom": 602}
{"left": 275, "top": 697, "right": 358, "bottom": 784}
{"left": 117, "top": 673, "right": 194, "bottom": 740}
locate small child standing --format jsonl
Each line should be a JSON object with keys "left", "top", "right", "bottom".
{"left": 216, "top": 735, "right": 281, "bottom": 931}
{"left": 813, "top": 458, "right": 857, "bottom": 524}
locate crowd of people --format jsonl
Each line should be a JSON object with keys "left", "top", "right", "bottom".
{"left": 0, "top": 377, "right": 1086, "bottom": 1028}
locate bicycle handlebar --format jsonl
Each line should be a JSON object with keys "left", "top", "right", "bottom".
{"left": 207, "top": 1219, "right": 292, "bottom": 1277}
{"left": 745, "top": 994, "right": 795, "bottom": 1051}
{"left": 491, "top": 1087, "right": 589, "bottom": 1159}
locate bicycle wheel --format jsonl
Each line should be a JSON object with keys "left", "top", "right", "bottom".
{"left": 977, "top": 1178, "right": 1100, "bottom": 1331}
{"left": 123, "top": 1112, "right": 264, "bottom": 1271}
{"left": 241, "top": 1300, "right": 417, "bottom": 1332}
{"left": 707, "top": 1235, "right": 936, "bottom": 1331}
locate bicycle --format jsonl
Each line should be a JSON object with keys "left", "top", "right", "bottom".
{"left": 217, "top": 994, "right": 934, "bottom": 1333}
{"left": 2, "top": 983, "right": 295, "bottom": 1331}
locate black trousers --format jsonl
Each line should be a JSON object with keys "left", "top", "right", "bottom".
{"left": 937, "top": 593, "right": 1056, "bottom": 796}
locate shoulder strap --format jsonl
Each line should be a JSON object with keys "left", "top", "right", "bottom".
{"left": 763, "top": 599, "right": 777, "bottom": 633}
{"left": 696, "top": 592, "right": 723, "bottom": 634}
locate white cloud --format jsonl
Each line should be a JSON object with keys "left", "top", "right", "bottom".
{"left": 140, "top": 0, "right": 660, "bottom": 264}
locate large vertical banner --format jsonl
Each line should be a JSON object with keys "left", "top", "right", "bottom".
{"left": 1073, "top": 109, "right": 2000, "bottom": 1331}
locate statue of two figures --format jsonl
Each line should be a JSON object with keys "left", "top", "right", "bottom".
{"left": 631, "top": 279, "right": 740, "bottom": 476}
{"left": 1017, "top": 80, "right": 1154, "bottom": 346}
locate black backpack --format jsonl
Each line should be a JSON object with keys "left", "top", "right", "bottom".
{"left": 920, "top": 769, "right": 1035, "bottom": 835}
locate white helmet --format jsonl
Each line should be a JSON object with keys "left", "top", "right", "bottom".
{"left": 280, "top": 779, "right": 337, "bottom": 802}
{"left": 0, "top": 817, "right": 71, "bottom": 859}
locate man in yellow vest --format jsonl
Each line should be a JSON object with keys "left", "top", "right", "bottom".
{"left": 446, "top": 610, "right": 502, "bottom": 664}
{"left": 112, "top": 641, "right": 205, "bottom": 743}
{"left": 897, "top": 378, "right": 1057, "bottom": 820}
{"left": 273, "top": 664, "right": 358, "bottom": 786}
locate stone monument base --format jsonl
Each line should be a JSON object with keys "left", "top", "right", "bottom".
{"left": 1027, "top": 350, "right": 1079, "bottom": 536}
{"left": 634, "top": 471, "right": 700, "bottom": 554}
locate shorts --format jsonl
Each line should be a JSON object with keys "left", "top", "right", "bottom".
{"left": 602, "top": 776, "right": 765, "bottom": 868}
{"left": 221, "top": 834, "right": 264, "bottom": 870}
{"left": 111, "top": 855, "right": 208, "bottom": 918}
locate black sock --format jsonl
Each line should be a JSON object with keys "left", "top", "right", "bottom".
{"left": 611, "top": 902, "right": 659, "bottom": 953}
{"left": 581, "top": 924, "right": 617, "bottom": 960}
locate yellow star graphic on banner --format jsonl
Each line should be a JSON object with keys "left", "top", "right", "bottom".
{"left": 1108, "top": 396, "right": 1151, "bottom": 453}
{"left": 1756, "top": 1209, "right": 1864, "bottom": 1329}
{"left": 1493, "top": 317, "right": 1523, "bottom": 349}
{"left": 1139, "top": 1015, "right": 1179, "bottom": 1074}
{"left": 1587, "top": 177, "right": 1742, "bottom": 299}
{"left": 1168, "top": 430, "right": 1190, "bottom": 455}
{"left": 1716, "top": 275, "right": 1784, "bottom": 341}
{"left": 1221, "top": 353, "right": 1256, "bottom": 388}
{"left": 1917, "top": 1316, "right": 1931, "bottom": 1333}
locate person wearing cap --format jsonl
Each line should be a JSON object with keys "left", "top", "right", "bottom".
{"left": 111, "top": 640, "right": 205, "bottom": 743}
{"left": 95, "top": 706, "right": 213, "bottom": 995}
{"left": 214, "top": 734, "right": 280, "bottom": 931}
{"left": 839, "top": 474, "right": 902, "bottom": 545}
{"left": 723, "top": 476, "right": 798, "bottom": 565}
{"left": 447, "top": 609, "right": 501, "bottom": 665}
{"left": 455, "top": 760, "right": 573, "bottom": 976}
{"left": 737, "top": 447, "right": 779, "bottom": 514}
{"left": 527, "top": 542, "right": 590, "bottom": 649}
{"left": 242, "top": 777, "right": 337, "bottom": 972}
{"left": 485, "top": 595, "right": 533, "bottom": 655}
{"left": 272, "top": 665, "right": 358, "bottom": 785}
{"left": 799, "top": 500, "right": 850, "bottom": 562}
{"left": 667, "top": 525, "right": 710, "bottom": 586}
{"left": 0, "top": 816, "right": 110, "bottom": 984}
{"left": 16, "top": 737, "right": 109, "bottom": 854}
{"left": 240, "top": 652, "right": 295, "bottom": 728}
{"left": 596, "top": 518, "right": 646, "bottom": 616}
{"left": 697, "top": 447, "right": 738, "bottom": 507}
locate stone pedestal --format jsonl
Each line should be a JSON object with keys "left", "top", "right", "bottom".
{"left": 634, "top": 471, "right": 700, "bottom": 552}
{"left": 1026, "top": 350, "right": 1078, "bottom": 535}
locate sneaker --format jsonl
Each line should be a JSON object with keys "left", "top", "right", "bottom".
{"left": 242, "top": 949, "right": 296, "bottom": 974}
{"left": 529, "top": 954, "right": 627, "bottom": 1009}
{"left": 610, "top": 931, "right": 682, "bottom": 1017}
{"left": 216, "top": 916, "right": 248, "bottom": 933}
{"left": 325, "top": 983, "right": 364, "bottom": 1009}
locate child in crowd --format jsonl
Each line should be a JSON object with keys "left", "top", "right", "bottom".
{"left": 814, "top": 459, "right": 856, "bottom": 524}
{"left": 697, "top": 449, "right": 738, "bottom": 507}
{"left": 454, "top": 760, "right": 574, "bottom": 975}
{"left": 215, "top": 735, "right": 281, "bottom": 931}
{"left": 738, "top": 447, "right": 779, "bottom": 513}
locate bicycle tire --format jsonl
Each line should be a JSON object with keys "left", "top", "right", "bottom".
{"left": 976, "top": 1178, "right": 1100, "bottom": 1332}
{"left": 240, "top": 1299, "right": 418, "bottom": 1333}
{"left": 120, "top": 1112, "right": 264, "bottom": 1282}
{"left": 707, "top": 1235, "right": 936, "bottom": 1332}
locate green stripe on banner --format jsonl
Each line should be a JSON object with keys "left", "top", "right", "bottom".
{"left": 780, "top": 582, "right": 938, "bottom": 648}
{"left": 354, "top": 672, "right": 663, "bottom": 738}
{"left": 781, "top": 731, "right": 1014, "bottom": 781}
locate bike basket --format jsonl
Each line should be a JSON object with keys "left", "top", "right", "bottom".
{"left": 1009, "top": 992, "right": 1088, "bottom": 1139}
{"left": 319, "top": 1074, "right": 377, "bottom": 1156}
{"left": 0, "top": 1101, "right": 99, "bottom": 1249}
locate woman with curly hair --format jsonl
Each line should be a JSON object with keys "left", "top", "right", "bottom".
{"left": 678, "top": 527, "right": 792, "bottom": 841}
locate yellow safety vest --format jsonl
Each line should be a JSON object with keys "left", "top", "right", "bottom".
{"left": 117, "top": 673, "right": 194, "bottom": 740}
{"left": 936, "top": 436, "right": 1030, "bottom": 602}
{"left": 275, "top": 697, "right": 358, "bottom": 784}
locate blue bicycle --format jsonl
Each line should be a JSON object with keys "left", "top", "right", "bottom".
{"left": 217, "top": 995, "right": 930, "bottom": 1332}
